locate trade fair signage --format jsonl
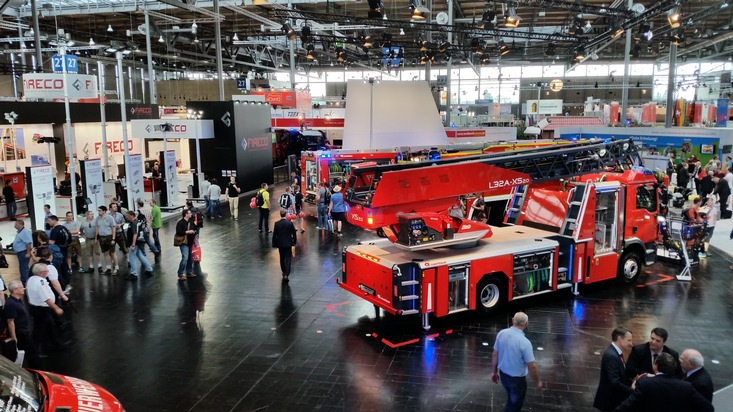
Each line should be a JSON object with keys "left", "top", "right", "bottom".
{"left": 127, "top": 154, "right": 145, "bottom": 204}
{"left": 52, "top": 54, "right": 79, "bottom": 73}
{"left": 21, "top": 73, "right": 98, "bottom": 99}
{"left": 81, "top": 159, "right": 103, "bottom": 212}
{"left": 163, "top": 150, "right": 177, "bottom": 206}
{"left": 130, "top": 119, "right": 214, "bottom": 139}
{"left": 524, "top": 99, "right": 564, "bottom": 115}
{"left": 26, "top": 165, "right": 55, "bottom": 231}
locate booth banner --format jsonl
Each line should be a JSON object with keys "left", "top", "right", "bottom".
{"left": 609, "top": 102, "right": 620, "bottom": 125}
{"left": 717, "top": 99, "right": 729, "bottom": 127}
{"left": 26, "top": 165, "right": 54, "bottom": 231}
{"left": 81, "top": 159, "right": 103, "bottom": 213}
{"left": 524, "top": 99, "right": 563, "bottom": 115}
{"left": 127, "top": 154, "right": 145, "bottom": 204}
{"left": 164, "top": 150, "right": 177, "bottom": 206}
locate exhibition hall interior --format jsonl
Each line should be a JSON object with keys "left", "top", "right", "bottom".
{"left": 0, "top": 0, "right": 729, "bottom": 410}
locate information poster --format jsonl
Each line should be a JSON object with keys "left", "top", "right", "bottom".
{"left": 128, "top": 154, "right": 145, "bottom": 206}
{"left": 82, "top": 159, "right": 103, "bottom": 213}
{"left": 25, "top": 165, "right": 55, "bottom": 231}
{"left": 164, "top": 150, "right": 177, "bottom": 206}
{"left": 717, "top": 98, "right": 729, "bottom": 127}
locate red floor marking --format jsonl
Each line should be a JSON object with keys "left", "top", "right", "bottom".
{"left": 325, "top": 301, "right": 349, "bottom": 316}
{"left": 642, "top": 273, "right": 677, "bottom": 286}
{"left": 381, "top": 338, "right": 420, "bottom": 348}
{"left": 426, "top": 333, "right": 439, "bottom": 339}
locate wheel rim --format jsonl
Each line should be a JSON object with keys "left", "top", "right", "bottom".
{"left": 480, "top": 283, "right": 500, "bottom": 308}
{"left": 623, "top": 258, "right": 639, "bottom": 280}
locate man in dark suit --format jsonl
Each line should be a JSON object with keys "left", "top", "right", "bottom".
{"left": 626, "top": 327, "right": 682, "bottom": 380}
{"left": 272, "top": 210, "right": 297, "bottom": 282}
{"left": 594, "top": 327, "right": 634, "bottom": 412}
{"left": 680, "top": 349, "right": 714, "bottom": 402}
{"left": 614, "top": 353, "right": 714, "bottom": 412}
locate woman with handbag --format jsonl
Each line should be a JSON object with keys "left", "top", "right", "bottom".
{"left": 174, "top": 209, "right": 197, "bottom": 281}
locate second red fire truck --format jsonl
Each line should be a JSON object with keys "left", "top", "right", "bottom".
{"left": 337, "top": 139, "right": 661, "bottom": 329}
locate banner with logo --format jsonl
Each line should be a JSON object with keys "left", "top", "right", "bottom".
{"left": 81, "top": 159, "right": 103, "bottom": 212}
{"left": 164, "top": 150, "right": 177, "bottom": 206}
{"left": 26, "top": 165, "right": 55, "bottom": 231}
{"left": 127, "top": 154, "right": 145, "bottom": 205}
{"left": 130, "top": 119, "right": 214, "bottom": 139}
{"left": 233, "top": 104, "right": 273, "bottom": 192}
{"left": 717, "top": 98, "right": 729, "bottom": 127}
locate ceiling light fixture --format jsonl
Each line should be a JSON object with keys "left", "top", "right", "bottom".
{"left": 89, "top": 37, "right": 95, "bottom": 46}
{"left": 611, "top": 21, "right": 625, "bottom": 38}
{"left": 544, "top": 43, "right": 556, "bottom": 56}
{"left": 409, "top": 0, "right": 430, "bottom": 21}
{"left": 671, "top": 27, "right": 686, "bottom": 45}
{"left": 504, "top": 8, "right": 522, "bottom": 28}
{"left": 438, "top": 41, "right": 450, "bottom": 53}
{"left": 107, "top": 24, "right": 113, "bottom": 33}
{"left": 193, "top": 37, "right": 200, "bottom": 44}
{"left": 159, "top": 36, "right": 165, "bottom": 43}
{"left": 575, "top": 46, "right": 586, "bottom": 60}
{"left": 306, "top": 44, "right": 316, "bottom": 60}
{"left": 300, "top": 25, "right": 311, "bottom": 43}
{"left": 282, "top": 22, "right": 297, "bottom": 40}
{"left": 233, "top": 33, "right": 239, "bottom": 41}
{"left": 667, "top": 7, "right": 681, "bottom": 28}
{"left": 191, "top": 21, "right": 198, "bottom": 34}
{"left": 363, "top": 34, "right": 374, "bottom": 48}
{"left": 479, "top": 10, "right": 496, "bottom": 30}
{"left": 368, "top": 0, "right": 383, "bottom": 19}
{"left": 498, "top": 40, "right": 510, "bottom": 56}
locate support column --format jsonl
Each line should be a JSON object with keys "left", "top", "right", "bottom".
{"left": 443, "top": 0, "right": 453, "bottom": 127}
{"left": 31, "top": 0, "right": 42, "bottom": 70}
{"left": 213, "top": 0, "right": 225, "bottom": 100}
{"left": 288, "top": 0, "right": 296, "bottom": 90}
{"left": 116, "top": 52, "right": 134, "bottom": 210}
{"left": 98, "top": 61, "right": 111, "bottom": 179}
{"left": 60, "top": 46, "right": 77, "bottom": 216}
{"left": 620, "top": 0, "right": 632, "bottom": 125}
{"left": 665, "top": 44, "right": 678, "bottom": 128}
{"left": 144, "top": 10, "right": 157, "bottom": 104}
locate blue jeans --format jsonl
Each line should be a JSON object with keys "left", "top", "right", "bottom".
{"left": 144, "top": 231, "right": 158, "bottom": 253}
{"left": 208, "top": 199, "right": 221, "bottom": 217}
{"left": 129, "top": 245, "right": 153, "bottom": 276}
{"left": 317, "top": 203, "right": 328, "bottom": 228}
{"left": 203, "top": 195, "right": 210, "bottom": 215}
{"left": 178, "top": 244, "right": 193, "bottom": 276}
{"left": 500, "top": 371, "right": 527, "bottom": 412}
{"left": 17, "top": 252, "right": 29, "bottom": 285}
{"left": 152, "top": 228, "right": 161, "bottom": 251}
{"left": 6, "top": 201, "right": 16, "bottom": 219}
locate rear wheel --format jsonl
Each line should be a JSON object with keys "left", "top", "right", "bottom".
{"left": 476, "top": 277, "right": 505, "bottom": 313}
{"left": 618, "top": 251, "right": 642, "bottom": 284}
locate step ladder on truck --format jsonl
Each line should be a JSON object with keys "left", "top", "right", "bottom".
{"left": 338, "top": 138, "right": 664, "bottom": 330}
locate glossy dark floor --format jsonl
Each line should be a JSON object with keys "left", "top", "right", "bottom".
{"left": 45, "top": 200, "right": 733, "bottom": 412}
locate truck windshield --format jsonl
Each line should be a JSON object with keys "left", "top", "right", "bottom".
{"left": 0, "top": 355, "right": 41, "bottom": 411}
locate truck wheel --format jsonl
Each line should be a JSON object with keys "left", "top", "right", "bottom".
{"left": 476, "top": 277, "right": 505, "bottom": 313}
{"left": 618, "top": 252, "right": 642, "bottom": 284}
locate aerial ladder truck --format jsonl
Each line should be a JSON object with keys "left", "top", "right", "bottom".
{"left": 337, "top": 139, "right": 662, "bottom": 329}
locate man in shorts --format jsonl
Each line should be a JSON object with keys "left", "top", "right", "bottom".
{"left": 96, "top": 206, "right": 117, "bottom": 275}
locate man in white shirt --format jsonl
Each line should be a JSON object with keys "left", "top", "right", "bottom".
{"left": 27, "top": 263, "right": 65, "bottom": 354}
{"left": 207, "top": 178, "right": 222, "bottom": 219}
{"left": 200, "top": 175, "right": 211, "bottom": 216}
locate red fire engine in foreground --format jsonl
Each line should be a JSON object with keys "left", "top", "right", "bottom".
{"left": 338, "top": 139, "right": 660, "bottom": 329}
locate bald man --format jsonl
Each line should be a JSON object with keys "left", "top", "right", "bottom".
{"left": 679, "top": 349, "right": 714, "bottom": 402}
{"left": 491, "top": 312, "right": 542, "bottom": 412}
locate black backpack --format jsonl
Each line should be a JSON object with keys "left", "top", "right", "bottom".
{"left": 279, "top": 193, "right": 292, "bottom": 209}
{"left": 56, "top": 225, "right": 71, "bottom": 248}
{"left": 324, "top": 189, "right": 331, "bottom": 204}
{"left": 256, "top": 190, "right": 265, "bottom": 207}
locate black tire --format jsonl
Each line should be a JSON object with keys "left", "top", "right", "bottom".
{"left": 476, "top": 277, "right": 505, "bottom": 313}
{"left": 618, "top": 251, "right": 642, "bottom": 284}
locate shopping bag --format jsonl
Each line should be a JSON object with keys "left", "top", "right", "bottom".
{"left": 191, "top": 236, "right": 202, "bottom": 262}
{"left": 327, "top": 216, "right": 334, "bottom": 232}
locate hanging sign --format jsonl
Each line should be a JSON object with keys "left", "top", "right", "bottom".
{"left": 22, "top": 73, "right": 98, "bottom": 99}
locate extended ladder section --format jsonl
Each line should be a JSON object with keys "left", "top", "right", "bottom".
{"left": 345, "top": 138, "right": 642, "bottom": 209}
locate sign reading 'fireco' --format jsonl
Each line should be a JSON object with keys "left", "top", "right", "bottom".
{"left": 130, "top": 119, "right": 214, "bottom": 139}
{"left": 22, "top": 73, "right": 98, "bottom": 99}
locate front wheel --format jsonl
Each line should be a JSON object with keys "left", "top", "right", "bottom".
{"left": 618, "top": 252, "right": 642, "bottom": 284}
{"left": 476, "top": 277, "right": 505, "bottom": 313}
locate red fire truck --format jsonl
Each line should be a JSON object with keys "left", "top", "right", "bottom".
{"left": 300, "top": 150, "right": 400, "bottom": 202}
{"left": 338, "top": 139, "right": 661, "bottom": 329}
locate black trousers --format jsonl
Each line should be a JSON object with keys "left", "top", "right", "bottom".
{"left": 28, "top": 305, "right": 61, "bottom": 351}
{"left": 259, "top": 208, "right": 270, "bottom": 231}
{"left": 16, "top": 330, "right": 41, "bottom": 369}
{"left": 278, "top": 247, "right": 292, "bottom": 276}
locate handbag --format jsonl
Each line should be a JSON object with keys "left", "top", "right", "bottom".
{"left": 0, "top": 254, "right": 8, "bottom": 269}
{"left": 173, "top": 233, "right": 186, "bottom": 247}
{"left": 191, "top": 236, "right": 202, "bottom": 262}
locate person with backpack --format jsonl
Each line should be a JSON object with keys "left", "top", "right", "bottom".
{"left": 125, "top": 211, "right": 154, "bottom": 281}
{"left": 316, "top": 182, "right": 330, "bottom": 230}
{"left": 279, "top": 186, "right": 295, "bottom": 214}
{"left": 63, "top": 212, "right": 82, "bottom": 273}
{"left": 257, "top": 183, "right": 271, "bottom": 233}
{"left": 293, "top": 185, "right": 306, "bottom": 233}
{"left": 47, "top": 215, "right": 71, "bottom": 284}
{"left": 136, "top": 199, "right": 160, "bottom": 256}
{"left": 186, "top": 201, "right": 205, "bottom": 233}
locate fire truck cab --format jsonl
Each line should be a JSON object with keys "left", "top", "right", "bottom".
{"left": 338, "top": 139, "right": 661, "bottom": 329}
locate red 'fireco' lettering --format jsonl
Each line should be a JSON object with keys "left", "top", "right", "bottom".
{"left": 247, "top": 137, "right": 270, "bottom": 149}
{"left": 94, "top": 140, "right": 134, "bottom": 154}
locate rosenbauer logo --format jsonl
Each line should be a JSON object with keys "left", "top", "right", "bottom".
{"left": 488, "top": 176, "right": 530, "bottom": 189}
{"left": 241, "top": 137, "right": 270, "bottom": 152}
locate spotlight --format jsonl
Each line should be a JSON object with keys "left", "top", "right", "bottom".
{"left": 630, "top": 44, "right": 641, "bottom": 58}
{"left": 639, "top": 22, "right": 653, "bottom": 41}
{"left": 498, "top": 40, "right": 510, "bottom": 56}
{"left": 380, "top": 33, "right": 392, "bottom": 48}
{"left": 479, "top": 10, "right": 496, "bottom": 29}
{"left": 300, "top": 25, "right": 311, "bottom": 42}
{"left": 504, "top": 8, "right": 521, "bottom": 28}
{"left": 335, "top": 47, "right": 346, "bottom": 62}
{"left": 480, "top": 54, "right": 490, "bottom": 65}
{"left": 363, "top": 34, "right": 374, "bottom": 48}
{"left": 575, "top": 46, "right": 586, "bottom": 60}
{"left": 399, "top": 28, "right": 405, "bottom": 36}
{"left": 233, "top": 33, "right": 239, "bottom": 41}
{"left": 671, "top": 28, "right": 686, "bottom": 45}
{"left": 611, "top": 21, "right": 625, "bottom": 38}
{"left": 282, "top": 23, "right": 297, "bottom": 40}
{"left": 667, "top": 7, "right": 681, "bottom": 28}
{"left": 544, "top": 43, "right": 556, "bottom": 56}
{"left": 158, "top": 36, "right": 165, "bottom": 43}
{"left": 418, "top": 38, "right": 429, "bottom": 51}
{"left": 409, "top": 0, "right": 430, "bottom": 21}
{"left": 306, "top": 44, "right": 317, "bottom": 60}
{"left": 438, "top": 41, "right": 450, "bottom": 53}
{"left": 368, "top": 0, "right": 383, "bottom": 19}
{"left": 107, "top": 24, "right": 113, "bottom": 33}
